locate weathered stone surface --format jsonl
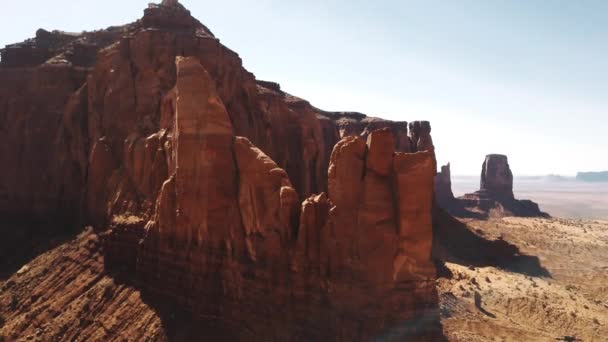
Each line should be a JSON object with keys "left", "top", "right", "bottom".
{"left": 394, "top": 151, "right": 437, "bottom": 280}
{"left": 480, "top": 154, "right": 514, "bottom": 199}
{"left": 409, "top": 120, "right": 435, "bottom": 153}
{"left": 326, "top": 112, "right": 413, "bottom": 152}
{"left": 0, "top": 2, "right": 444, "bottom": 340}
{"left": 0, "top": 1, "right": 379, "bottom": 228}
{"left": 234, "top": 136, "right": 299, "bottom": 261}
{"left": 0, "top": 65, "right": 88, "bottom": 224}
{"left": 135, "top": 60, "right": 442, "bottom": 339}
{"left": 256, "top": 84, "right": 335, "bottom": 199}
{"left": 86, "top": 137, "right": 117, "bottom": 225}
{"left": 366, "top": 127, "right": 395, "bottom": 176}
{"left": 327, "top": 135, "right": 366, "bottom": 217}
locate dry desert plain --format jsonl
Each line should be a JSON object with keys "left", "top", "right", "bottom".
{"left": 442, "top": 177, "right": 608, "bottom": 341}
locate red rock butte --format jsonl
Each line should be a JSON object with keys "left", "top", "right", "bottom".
{"left": 435, "top": 156, "right": 548, "bottom": 219}
{"left": 0, "top": 1, "right": 444, "bottom": 340}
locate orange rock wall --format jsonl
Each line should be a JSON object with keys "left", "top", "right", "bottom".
{"left": 128, "top": 57, "right": 441, "bottom": 340}
{"left": 0, "top": 4, "right": 442, "bottom": 340}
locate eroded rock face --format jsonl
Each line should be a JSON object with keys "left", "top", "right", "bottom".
{"left": 127, "top": 58, "right": 442, "bottom": 340}
{"left": 0, "top": 1, "right": 394, "bottom": 225}
{"left": 327, "top": 112, "right": 413, "bottom": 152}
{"left": 1, "top": 2, "right": 443, "bottom": 340}
{"left": 408, "top": 120, "right": 434, "bottom": 152}
{"left": 0, "top": 65, "right": 88, "bottom": 224}
{"left": 480, "top": 154, "right": 514, "bottom": 199}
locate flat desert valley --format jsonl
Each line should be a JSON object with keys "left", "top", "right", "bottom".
{"left": 440, "top": 177, "right": 608, "bottom": 341}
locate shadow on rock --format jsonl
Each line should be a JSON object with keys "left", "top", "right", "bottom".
{"left": 0, "top": 218, "right": 80, "bottom": 280}
{"left": 432, "top": 207, "right": 551, "bottom": 278}
{"left": 140, "top": 293, "right": 246, "bottom": 342}
{"left": 104, "top": 267, "right": 247, "bottom": 342}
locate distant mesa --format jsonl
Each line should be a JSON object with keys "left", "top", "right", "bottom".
{"left": 479, "top": 154, "right": 513, "bottom": 199}
{"left": 435, "top": 154, "right": 548, "bottom": 218}
{"left": 576, "top": 171, "right": 608, "bottom": 182}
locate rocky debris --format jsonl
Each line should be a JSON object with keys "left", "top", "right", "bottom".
{"left": 0, "top": 2, "right": 444, "bottom": 340}
{"left": 434, "top": 155, "right": 548, "bottom": 218}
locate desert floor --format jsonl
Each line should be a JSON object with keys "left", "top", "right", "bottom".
{"left": 439, "top": 217, "right": 608, "bottom": 341}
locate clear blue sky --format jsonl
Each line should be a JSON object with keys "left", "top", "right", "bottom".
{"left": 2, "top": 0, "right": 607, "bottom": 175}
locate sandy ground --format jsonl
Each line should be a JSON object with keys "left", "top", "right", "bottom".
{"left": 439, "top": 217, "right": 608, "bottom": 341}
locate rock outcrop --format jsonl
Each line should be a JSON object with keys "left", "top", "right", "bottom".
{"left": 325, "top": 112, "right": 413, "bottom": 152}
{"left": 0, "top": 2, "right": 444, "bottom": 340}
{"left": 129, "top": 58, "right": 442, "bottom": 340}
{"left": 435, "top": 163, "right": 456, "bottom": 208}
{"left": 435, "top": 155, "right": 548, "bottom": 218}
{"left": 479, "top": 154, "right": 514, "bottom": 199}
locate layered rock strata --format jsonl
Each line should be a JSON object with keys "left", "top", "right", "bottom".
{"left": 126, "top": 58, "right": 441, "bottom": 340}
{"left": 1, "top": 2, "right": 443, "bottom": 340}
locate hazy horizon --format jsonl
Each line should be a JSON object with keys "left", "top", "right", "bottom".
{"left": 2, "top": 0, "right": 607, "bottom": 175}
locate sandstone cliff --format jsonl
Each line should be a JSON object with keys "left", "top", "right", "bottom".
{"left": 0, "top": 1, "right": 443, "bottom": 340}
{"left": 112, "top": 57, "right": 441, "bottom": 340}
